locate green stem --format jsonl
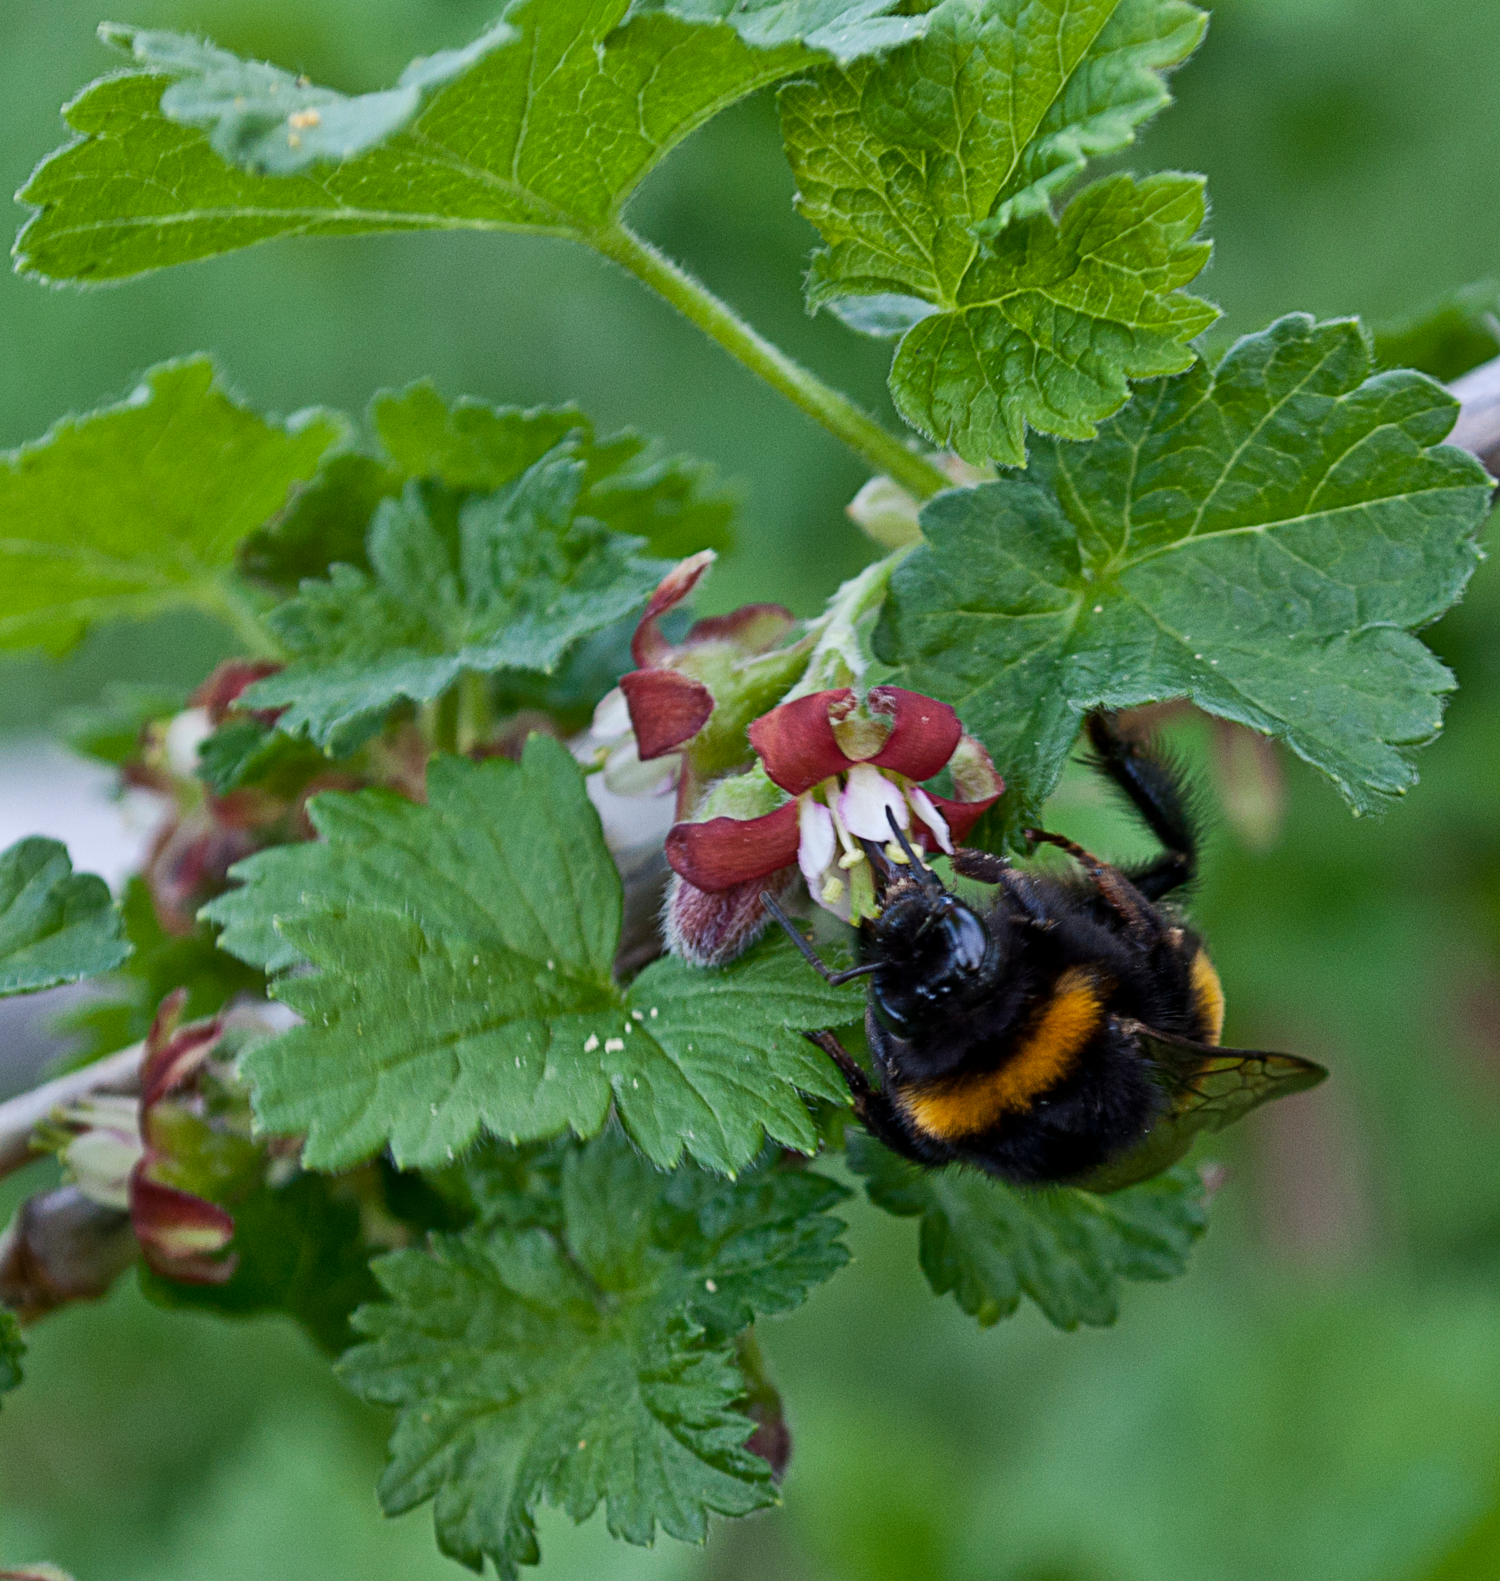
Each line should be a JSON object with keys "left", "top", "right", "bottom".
{"left": 596, "top": 224, "right": 950, "bottom": 501}
{"left": 204, "top": 578, "right": 283, "bottom": 660}
{"left": 456, "top": 670, "right": 493, "bottom": 755}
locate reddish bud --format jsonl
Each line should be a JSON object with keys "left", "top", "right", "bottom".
{"left": 662, "top": 868, "right": 794, "bottom": 967}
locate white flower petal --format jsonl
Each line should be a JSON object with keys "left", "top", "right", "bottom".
{"left": 838, "top": 763, "right": 909, "bottom": 842}
{"left": 164, "top": 707, "right": 213, "bottom": 779}
{"left": 590, "top": 686, "right": 632, "bottom": 742}
{"left": 797, "top": 795, "right": 838, "bottom": 885}
{"left": 602, "top": 738, "right": 678, "bottom": 799}
{"left": 908, "top": 786, "right": 954, "bottom": 854}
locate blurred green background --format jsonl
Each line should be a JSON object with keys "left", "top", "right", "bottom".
{"left": 3, "top": 0, "right": 1500, "bottom": 1577}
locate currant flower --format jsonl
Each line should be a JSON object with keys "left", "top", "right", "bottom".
{"left": 665, "top": 686, "right": 1002, "bottom": 951}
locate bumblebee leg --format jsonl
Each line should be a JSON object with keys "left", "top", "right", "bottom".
{"left": 761, "top": 891, "right": 880, "bottom": 986}
{"left": 950, "top": 848, "right": 1009, "bottom": 884}
{"left": 1024, "top": 828, "right": 1160, "bottom": 938}
{"left": 801, "top": 1030, "right": 929, "bottom": 1165}
{"left": 951, "top": 847, "right": 1058, "bottom": 931}
{"left": 1084, "top": 711, "right": 1199, "bottom": 900}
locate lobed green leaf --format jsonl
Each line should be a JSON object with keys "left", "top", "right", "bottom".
{"left": 242, "top": 383, "right": 734, "bottom": 592}
{"left": 0, "top": 837, "right": 129, "bottom": 998}
{"left": 16, "top": 2, "right": 811, "bottom": 283}
{"left": 340, "top": 1128, "right": 848, "bottom": 1576}
{"left": 0, "top": 358, "right": 339, "bottom": 656}
{"left": 103, "top": 22, "right": 518, "bottom": 176}
{"left": 847, "top": 1133, "right": 1207, "bottom": 1329}
{"left": 204, "top": 739, "right": 858, "bottom": 1173}
{"left": 241, "top": 442, "right": 669, "bottom": 752}
{"left": 879, "top": 314, "right": 1496, "bottom": 837}
{"left": 781, "top": 0, "right": 1213, "bottom": 463}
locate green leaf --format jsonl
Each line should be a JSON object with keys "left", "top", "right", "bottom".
{"left": 0, "top": 358, "right": 340, "bottom": 656}
{"left": 194, "top": 717, "right": 328, "bottom": 798}
{"left": 203, "top": 739, "right": 858, "bottom": 1173}
{"left": 1372, "top": 279, "right": 1500, "bottom": 383}
{"left": 0, "top": 1309, "right": 23, "bottom": 1405}
{"left": 239, "top": 384, "right": 734, "bottom": 592}
{"left": 781, "top": 0, "right": 1214, "bottom": 464}
{"left": 886, "top": 174, "right": 1216, "bottom": 466}
{"left": 0, "top": 838, "right": 128, "bottom": 998}
{"left": 339, "top": 1128, "right": 848, "bottom": 1577}
{"left": 239, "top": 444, "right": 669, "bottom": 753}
{"left": 102, "top": 21, "right": 519, "bottom": 175}
{"left": 373, "top": 383, "right": 736, "bottom": 563}
{"left": 847, "top": 1132, "right": 1207, "bottom": 1329}
{"left": 627, "top": 0, "right": 929, "bottom": 61}
{"left": 53, "top": 877, "right": 264, "bottom": 1064}
{"left": 238, "top": 452, "right": 401, "bottom": 592}
{"left": 879, "top": 314, "right": 1496, "bottom": 835}
{"left": 17, "top": 3, "right": 809, "bottom": 283}
{"left": 139, "top": 1172, "right": 380, "bottom": 1354}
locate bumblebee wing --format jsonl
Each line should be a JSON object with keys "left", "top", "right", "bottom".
{"left": 1128, "top": 1020, "right": 1328, "bottom": 1133}
{"left": 1072, "top": 1019, "right": 1327, "bottom": 1194}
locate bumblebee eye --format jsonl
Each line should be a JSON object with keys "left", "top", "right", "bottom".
{"left": 936, "top": 905, "right": 990, "bottom": 978}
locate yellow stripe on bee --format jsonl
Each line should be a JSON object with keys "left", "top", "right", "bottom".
{"left": 899, "top": 967, "right": 1104, "bottom": 1142}
{"left": 1190, "top": 949, "right": 1225, "bottom": 1045}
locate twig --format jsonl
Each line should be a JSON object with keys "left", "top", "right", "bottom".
{"left": 0, "top": 1041, "right": 143, "bottom": 1180}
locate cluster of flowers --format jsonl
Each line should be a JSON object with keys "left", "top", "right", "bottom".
{"left": 0, "top": 993, "right": 275, "bottom": 1320}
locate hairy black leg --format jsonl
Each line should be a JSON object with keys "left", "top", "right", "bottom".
{"left": 950, "top": 847, "right": 1008, "bottom": 884}
{"left": 950, "top": 847, "right": 1056, "bottom": 930}
{"left": 801, "top": 1030, "right": 929, "bottom": 1165}
{"left": 760, "top": 890, "right": 880, "bottom": 986}
{"left": 1084, "top": 710, "right": 1199, "bottom": 899}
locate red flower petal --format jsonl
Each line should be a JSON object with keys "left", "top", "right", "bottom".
{"left": 665, "top": 800, "right": 800, "bottom": 890}
{"left": 139, "top": 994, "right": 223, "bottom": 1115}
{"left": 130, "top": 1169, "right": 237, "bottom": 1285}
{"left": 683, "top": 603, "right": 795, "bottom": 655}
{"left": 867, "top": 687, "right": 963, "bottom": 782}
{"left": 747, "top": 689, "right": 856, "bottom": 795}
{"left": 619, "top": 669, "right": 715, "bottom": 760}
{"left": 631, "top": 551, "right": 716, "bottom": 668}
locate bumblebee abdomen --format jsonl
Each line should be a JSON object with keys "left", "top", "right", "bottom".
{"left": 1189, "top": 948, "right": 1226, "bottom": 1044}
{"left": 894, "top": 966, "right": 1108, "bottom": 1142}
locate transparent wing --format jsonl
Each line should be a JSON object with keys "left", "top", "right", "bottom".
{"left": 1074, "top": 1019, "right": 1328, "bottom": 1194}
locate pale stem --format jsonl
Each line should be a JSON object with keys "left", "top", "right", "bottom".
{"left": 0, "top": 1040, "right": 145, "bottom": 1180}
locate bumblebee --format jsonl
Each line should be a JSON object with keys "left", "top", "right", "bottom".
{"left": 765, "top": 712, "right": 1325, "bottom": 1191}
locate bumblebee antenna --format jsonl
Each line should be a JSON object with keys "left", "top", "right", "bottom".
{"left": 760, "top": 890, "right": 881, "bottom": 986}
{"left": 885, "top": 807, "right": 942, "bottom": 893}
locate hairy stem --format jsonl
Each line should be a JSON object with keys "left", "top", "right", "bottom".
{"left": 596, "top": 224, "right": 950, "bottom": 501}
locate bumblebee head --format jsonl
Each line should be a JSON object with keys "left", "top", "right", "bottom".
{"left": 867, "top": 883, "right": 1001, "bottom": 1033}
